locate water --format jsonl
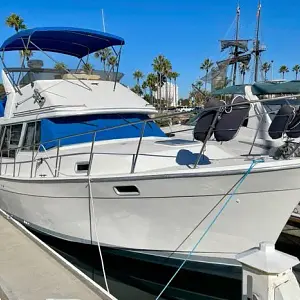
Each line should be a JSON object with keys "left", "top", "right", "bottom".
{"left": 31, "top": 227, "right": 300, "bottom": 300}
{"left": 33, "top": 230, "right": 169, "bottom": 300}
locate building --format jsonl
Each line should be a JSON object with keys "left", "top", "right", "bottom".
{"left": 153, "top": 82, "right": 179, "bottom": 107}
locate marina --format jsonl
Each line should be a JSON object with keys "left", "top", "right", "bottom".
{"left": 2, "top": 1, "right": 300, "bottom": 299}
{"left": 3, "top": 211, "right": 300, "bottom": 299}
{"left": 0, "top": 208, "right": 115, "bottom": 300}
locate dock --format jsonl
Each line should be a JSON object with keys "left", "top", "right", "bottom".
{"left": 0, "top": 209, "right": 116, "bottom": 300}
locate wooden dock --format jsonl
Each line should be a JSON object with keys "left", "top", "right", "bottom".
{"left": 0, "top": 209, "right": 117, "bottom": 300}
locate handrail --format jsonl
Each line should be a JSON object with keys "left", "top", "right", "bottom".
{"left": 131, "top": 121, "right": 146, "bottom": 173}
{"left": 0, "top": 92, "right": 299, "bottom": 178}
{"left": 6, "top": 92, "right": 299, "bottom": 153}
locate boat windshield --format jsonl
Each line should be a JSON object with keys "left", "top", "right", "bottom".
{"left": 5, "top": 67, "right": 124, "bottom": 88}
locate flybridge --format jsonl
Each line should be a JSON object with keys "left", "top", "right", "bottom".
{"left": 0, "top": 27, "right": 125, "bottom": 58}
{"left": 0, "top": 27, "right": 126, "bottom": 99}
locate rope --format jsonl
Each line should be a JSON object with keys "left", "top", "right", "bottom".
{"left": 163, "top": 170, "right": 246, "bottom": 262}
{"left": 87, "top": 177, "right": 110, "bottom": 293}
{"left": 155, "top": 158, "right": 264, "bottom": 300}
{"left": 222, "top": 14, "right": 237, "bottom": 41}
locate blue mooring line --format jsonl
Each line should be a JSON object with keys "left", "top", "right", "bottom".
{"left": 155, "top": 158, "right": 264, "bottom": 300}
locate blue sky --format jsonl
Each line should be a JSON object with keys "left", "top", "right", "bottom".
{"left": 1, "top": 0, "right": 300, "bottom": 97}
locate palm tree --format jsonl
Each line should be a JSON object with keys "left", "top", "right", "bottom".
{"left": 170, "top": 71, "right": 179, "bottom": 105}
{"left": 141, "top": 81, "right": 148, "bottom": 95}
{"left": 5, "top": 14, "right": 26, "bottom": 32}
{"left": 131, "top": 84, "right": 143, "bottom": 96}
{"left": 152, "top": 55, "right": 166, "bottom": 109}
{"left": 190, "top": 79, "right": 205, "bottom": 106}
{"left": 167, "top": 70, "right": 173, "bottom": 107}
{"left": 279, "top": 65, "right": 289, "bottom": 79}
{"left": 108, "top": 56, "right": 117, "bottom": 73}
{"left": 200, "top": 58, "right": 214, "bottom": 91}
{"left": 261, "top": 62, "right": 271, "bottom": 81}
{"left": 83, "top": 63, "right": 93, "bottom": 75}
{"left": 20, "top": 49, "right": 33, "bottom": 61}
{"left": 6, "top": 14, "right": 32, "bottom": 61}
{"left": 146, "top": 73, "right": 158, "bottom": 105}
{"left": 133, "top": 70, "right": 144, "bottom": 86}
{"left": 163, "top": 59, "right": 172, "bottom": 107}
{"left": 293, "top": 65, "right": 300, "bottom": 80}
{"left": 94, "top": 48, "right": 112, "bottom": 72}
{"left": 54, "top": 62, "right": 68, "bottom": 72}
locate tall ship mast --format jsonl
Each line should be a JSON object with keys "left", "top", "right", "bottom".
{"left": 232, "top": 4, "right": 241, "bottom": 85}
{"left": 207, "top": 1, "right": 266, "bottom": 90}
{"left": 253, "top": 0, "right": 266, "bottom": 82}
{"left": 217, "top": 4, "right": 251, "bottom": 86}
{"left": 204, "top": 4, "right": 251, "bottom": 91}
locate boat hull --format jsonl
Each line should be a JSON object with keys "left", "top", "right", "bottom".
{"left": 27, "top": 227, "right": 242, "bottom": 299}
{"left": 0, "top": 166, "right": 298, "bottom": 264}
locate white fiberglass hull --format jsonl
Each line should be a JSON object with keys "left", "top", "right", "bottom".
{"left": 0, "top": 165, "right": 299, "bottom": 265}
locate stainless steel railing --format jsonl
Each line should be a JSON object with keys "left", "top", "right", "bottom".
{"left": 0, "top": 93, "right": 298, "bottom": 179}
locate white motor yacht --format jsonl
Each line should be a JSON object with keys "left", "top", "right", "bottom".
{"left": 0, "top": 27, "right": 299, "bottom": 279}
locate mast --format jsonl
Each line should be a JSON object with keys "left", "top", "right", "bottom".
{"left": 212, "top": 5, "right": 250, "bottom": 90}
{"left": 232, "top": 4, "right": 240, "bottom": 85}
{"left": 254, "top": 0, "right": 262, "bottom": 82}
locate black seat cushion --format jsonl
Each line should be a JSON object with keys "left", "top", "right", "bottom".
{"left": 214, "top": 96, "right": 250, "bottom": 142}
{"left": 287, "top": 107, "right": 300, "bottom": 138}
{"left": 193, "top": 98, "right": 222, "bottom": 142}
{"left": 268, "top": 105, "right": 295, "bottom": 139}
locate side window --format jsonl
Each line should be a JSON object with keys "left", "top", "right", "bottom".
{"left": 1, "top": 124, "right": 22, "bottom": 157}
{"left": 1, "top": 126, "right": 11, "bottom": 157}
{"left": 11, "top": 124, "right": 23, "bottom": 146}
{"left": 0, "top": 126, "right": 4, "bottom": 148}
{"left": 23, "top": 122, "right": 41, "bottom": 151}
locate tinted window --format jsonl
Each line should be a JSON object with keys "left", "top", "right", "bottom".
{"left": 23, "top": 122, "right": 41, "bottom": 150}
{"left": 1, "top": 124, "right": 22, "bottom": 157}
{"left": 0, "top": 126, "right": 5, "bottom": 148}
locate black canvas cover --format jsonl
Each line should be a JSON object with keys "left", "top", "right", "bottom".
{"left": 193, "top": 98, "right": 222, "bottom": 142}
{"left": 287, "top": 108, "right": 300, "bottom": 138}
{"left": 268, "top": 105, "right": 295, "bottom": 139}
{"left": 214, "top": 96, "right": 250, "bottom": 142}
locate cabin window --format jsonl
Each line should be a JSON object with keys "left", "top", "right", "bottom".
{"left": 23, "top": 122, "right": 41, "bottom": 151}
{"left": 0, "top": 126, "right": 4, "bottom": 148}
{"left": 1, "top": 124, "right": 23, "bottom": 157}
{"left": 40, "top": 114, "right": 166, "bottom": 150}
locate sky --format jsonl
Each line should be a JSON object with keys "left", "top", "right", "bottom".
{"left": 1, "top": 0, "right": 300, "bottom": 97}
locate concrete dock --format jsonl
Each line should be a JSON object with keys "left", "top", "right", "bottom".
{"left": 0, "top": 209, "right": 116, "bottom": 300}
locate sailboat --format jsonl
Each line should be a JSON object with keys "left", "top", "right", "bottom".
{"left": 163, "top": 2, "right": 259, "bottom": 137}
{"left": 213, "top": 4, "right": 251, "bottom": 88}
{"left": 208, "top": 1, "right": 266, "bottom": 91}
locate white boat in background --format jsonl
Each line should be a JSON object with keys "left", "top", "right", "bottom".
{"left": 0, "top": 27, "right": 300, "bottom": 278}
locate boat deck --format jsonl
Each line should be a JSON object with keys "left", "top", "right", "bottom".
{"left": 0, "top": 210, "right": 115, "bottom": 300}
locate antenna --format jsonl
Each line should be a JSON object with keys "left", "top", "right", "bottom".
{"left": 101, "top": 9, "right": 106, "bottom": 32}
